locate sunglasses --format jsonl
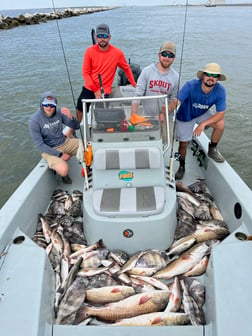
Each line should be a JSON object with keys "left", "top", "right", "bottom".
{"left": 160, "top": 51, "right": 175, "bottom": 59}
{"left": 43, "top": 104, "right": 55, "bottom": 108}
{"left": 96, "top": 33, "right": 109, "bottom": 39}
{"left": 204, "top": 72, "right": 220, "bottom": 78}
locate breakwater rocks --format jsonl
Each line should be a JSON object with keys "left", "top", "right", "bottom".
{"left": 0, "top": 7, "right": 116, "bottom": 30}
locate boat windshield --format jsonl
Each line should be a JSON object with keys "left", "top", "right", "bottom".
{"left": 82, "top": 92, "right": 170, "bottom": 145}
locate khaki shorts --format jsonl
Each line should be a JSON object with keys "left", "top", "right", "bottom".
{"left": 175, "top": 110, "right": 214, "bottom": 142}
{"left": 42, "top": 138, "right": 80, "bottom": 170}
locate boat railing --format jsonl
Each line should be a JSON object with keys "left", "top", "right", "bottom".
{"left": 81, "top": 94, "right": 170, "bottom": 151}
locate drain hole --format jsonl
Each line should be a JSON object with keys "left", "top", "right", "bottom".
{"left": 13, "top": 236, "right": 25, "bottom": 244}
{"left": 235, "top": 232, "right": 247, "bottom": 241}
{"left": 234, "top": 202, "right": 242, "bottom": 219}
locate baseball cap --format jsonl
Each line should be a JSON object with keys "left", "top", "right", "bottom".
{"left": 160, "top": 41, "right": 176, "bottom": 55}
{"left": 96, "top": 23, "right": 110, "bottom": 35}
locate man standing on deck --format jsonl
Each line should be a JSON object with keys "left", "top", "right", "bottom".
{"left": 131, "top": 41, "right": 179, "bottom": 143}
{"left": 175, "top": 63, "right": 227, "bottom": 180}
{"left": 67, "top": 23, "right": 136, "bottom": 134}
{"left": 28, "top": 91, "right": 80, "bottom": 184}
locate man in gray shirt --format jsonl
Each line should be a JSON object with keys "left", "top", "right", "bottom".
{"left": 131, "top": 41, "right": 179, "bottom": 142}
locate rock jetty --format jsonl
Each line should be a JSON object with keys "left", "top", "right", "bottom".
{"left": 0, "top": 7, "right": 116, "bottom": 30}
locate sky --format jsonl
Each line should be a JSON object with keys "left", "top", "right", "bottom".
{"left": 0, "top": 0, "right": 248, "bottom": 11}
{"left": 0, "top": 0, "right": 247, "bottom": 10}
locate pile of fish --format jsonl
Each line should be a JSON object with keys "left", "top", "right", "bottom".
{"left": 32, "top": 178, "right": 230, "bottom": 326}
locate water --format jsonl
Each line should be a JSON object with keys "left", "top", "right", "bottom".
{"left": 0, "top": 5, "right": 251, "bottom": 208}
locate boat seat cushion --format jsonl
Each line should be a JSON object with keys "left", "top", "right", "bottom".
{"left": 93, "top": 186, "right": 165, "bottom": 216}
{"left": 94, "top": 147, "right": 161, "bottom": 170}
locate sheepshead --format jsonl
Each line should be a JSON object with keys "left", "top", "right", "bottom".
{"left": 164, "top": 276, "right": 182, "bottom": 312}
{"left": 177, "top": 197, "right": 196, "bottom": 218}
{"left": 113, "top": 311, "right": 189, "bottom": 326}
{"left": 64, "top": 194, "right": 73, "bottom": 210}
{"left": 194, "top": 202, "right": 212, "bottom": 221}
{"left": 120, "top": 250, "right": 168, "bottom": 276}
{"left": 68, "top": 199, "right": 82, "bottom": 218}
{"left": 32, "top": 231, "right": 48, "bottom": 249}
{"left": 182, "top": 276, "right": 205, "bottom": 309}
{"left": 61, "top": 256, "right": 83, "bottom": 295}
{"left": 47, "top": 201, "right": 66, "bottom": 216}
{"left": 56, "top": 276, "right": 86, "bottom": 325}
{"left": 175, "top": 209, "right": 196, "bottom": 240}
{"left": 180, "top": 278, "right": 205, "bottom": 325}
{"left": 154, "top": 241, "right": 211, "bottom": 279}
{"left": 87, "top": 272, "right": 119, "bottom": 289}
{"left": 72, "top": 189, "right": 83, "bottom": 201}
{"left": 109, "top": 249, "right": 129, "bottom": 266}
{"left": 78, "top": 248, "right": 109, "bottom": 268}
{"left": 51, "top": 189, "right": 69, "bottom": 202}
{"left": 188, "top": 178, "right": 207, "bottom": 193}
{"left": 86, "top": 285, "right": 135, "bottom": 304}
{"left": 76, "top": 290, "right": 170, "bottom": 323}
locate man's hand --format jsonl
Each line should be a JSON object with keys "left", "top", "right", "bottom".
{"left": 61, "top": 153, "right": 71, "bottom": 161}
{"left": 61, "top": 107, "right": 73, "bottom": 119}
{"left": 95, "top": 90, "right": 102, "bottom": 99}
{"left": 193, "top": 123, "right": 205, "bottom": 137}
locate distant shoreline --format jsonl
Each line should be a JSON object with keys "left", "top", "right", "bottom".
{"left": 0, "top": 7, "right": 116, "bottom": 30}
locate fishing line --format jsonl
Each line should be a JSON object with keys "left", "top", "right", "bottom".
{"left": 169, "top": 0, "right": 189, "bottom": 180}
{"left": 51, "top": 0, "right": 85, "bottom": 147}
{"left": 51, "top": 0, "right": 77, "bottom": 109}
{"left": 0, "top": 115, "right": 28, "bottom": 127}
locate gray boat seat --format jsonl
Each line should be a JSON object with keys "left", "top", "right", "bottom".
{"left": 93, "top": 186, "right": 165, "bottom": 216}
{"left": 92, "top": 147, "right": 165, "bottom": 216}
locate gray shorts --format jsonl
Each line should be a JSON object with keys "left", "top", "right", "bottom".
{"left": 175, "top": 110, "right": 214, "bottom": 142}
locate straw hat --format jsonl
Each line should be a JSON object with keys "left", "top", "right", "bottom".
{"left": 197, "top": 63, "right": 226, "bottom": 81}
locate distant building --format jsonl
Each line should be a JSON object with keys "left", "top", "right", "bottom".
{"left": 206, "top": 0, "right": 226, "bottom": 6}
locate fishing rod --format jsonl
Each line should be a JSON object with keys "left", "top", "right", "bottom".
{"left": 169, "top": 0, "right": 189, "bottom": 181}
{"left": 51, "top": 0, "right": 85, "bottom": 146}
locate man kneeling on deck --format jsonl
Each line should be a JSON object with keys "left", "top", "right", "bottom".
{"left": 29, "top": 91, "right": 80, "bottom": 184}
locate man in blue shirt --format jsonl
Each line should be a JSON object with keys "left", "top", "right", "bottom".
{"left": 29, "top": 91, "right": 80, "bottom": 184}
{"left": 175, "top": 63, "right": 227, "bottom": 180}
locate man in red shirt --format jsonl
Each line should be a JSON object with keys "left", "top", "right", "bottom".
{"left": 76, "top": 23, "right": 136, "bottom": 122}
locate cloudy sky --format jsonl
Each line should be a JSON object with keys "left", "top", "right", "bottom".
{"left": 0, "top": 0, "right": 247, "bottom": 11}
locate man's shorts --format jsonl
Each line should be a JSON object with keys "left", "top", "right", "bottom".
{"left": 42, "top": 138, "right": 80, "bottom": 170}
{"left": 175, "top": 110, "right": 214, "bottom": 142}
{"left": 77, "top": 86, "right": 109, "bottom": 112}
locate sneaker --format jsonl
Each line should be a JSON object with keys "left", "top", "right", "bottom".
{"left": 208, "top": 145, "right": 225, "bottom": 162}
{"left": 175, "top": 165, "right": 185, "bottom": 180}
{"left": 62, "top": 175, "right": 72, "bottom": 184}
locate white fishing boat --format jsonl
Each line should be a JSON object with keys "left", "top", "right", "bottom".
{"left": 0, "top": 82, "right": 251, "bottom": 335}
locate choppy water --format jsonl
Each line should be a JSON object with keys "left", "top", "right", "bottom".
{"left": 0, "top": 5, "right": 251, "bottom": 208}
